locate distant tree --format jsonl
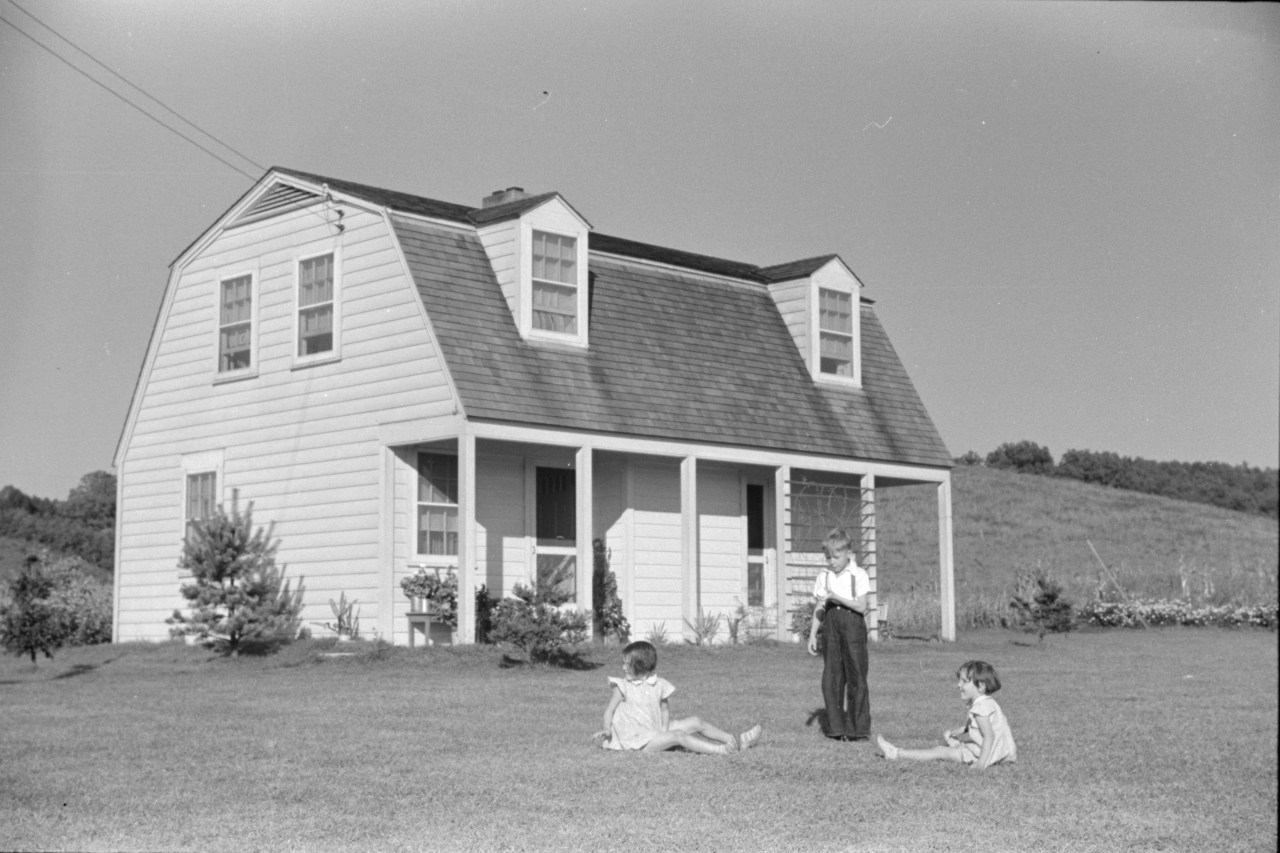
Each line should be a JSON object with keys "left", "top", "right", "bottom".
{"left": 63, "top": 471, "right": 116, "bottom": 531}
{"left": 986, "top": 441, "right": 1054, "bottom": 475}
{"left": 954, "top": 451, "right": 984, "bottom": 466}
{"left": 166, "top": 494, "right": 304, "bottom": 656}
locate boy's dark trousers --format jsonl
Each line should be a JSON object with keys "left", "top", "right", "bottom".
{"left": 820, "top": 605, "right": 871, "bottom": 739}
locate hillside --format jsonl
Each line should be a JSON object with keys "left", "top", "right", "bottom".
{"left": 874, "top": 466, "right": 1278, "bottom": 616}
{"left": 5, "top": 467, "right": 1275, "bottom": 625}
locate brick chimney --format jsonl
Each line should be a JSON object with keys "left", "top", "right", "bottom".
{"left": 481, "top": 186, "right": 530, "bottom": 208}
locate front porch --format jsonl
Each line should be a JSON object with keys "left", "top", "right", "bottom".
{"left": 374, "top": 420, "right": 955, "bottom": 646}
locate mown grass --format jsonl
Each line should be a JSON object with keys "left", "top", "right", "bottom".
{"left": 875, "top": 467, "right": 1278, "bottom": 632}
{"left": 2, "top": 629, "right": 1275, "bottom": 852}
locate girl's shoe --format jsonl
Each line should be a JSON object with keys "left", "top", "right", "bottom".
{"left": 739, "top": 724, "right": 763, "bottom": 750}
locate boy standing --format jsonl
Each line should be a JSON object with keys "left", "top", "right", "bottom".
{"left": 807, "top": 529, "right": 871, "bottom": 741}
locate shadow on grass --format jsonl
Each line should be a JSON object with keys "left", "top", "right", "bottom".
{"left": 498, "top": 650, "right": 605, "bottom": 671}
{"left": 53, "top": 662, "right": 106, "bottom": 680}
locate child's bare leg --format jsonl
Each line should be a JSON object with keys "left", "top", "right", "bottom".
{"left": 641, "top": 729, "right": 732, "bottom": 754}
{"left": 877, "top": 735, "right": 963, "bottom": 763}
{"left": 668, "top": 715, "right": 737, "bottom": 749}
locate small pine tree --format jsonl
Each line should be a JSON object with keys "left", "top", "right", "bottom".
{"left": 592, "top": 539, "right": 630, "bottom": 643}
{"left": 490, "top": 560, "right": 588, "bottom": 663}
{"left": 166, "top": 493, "right": 304, "bottom": 656}
{"left": 1010, "top": 570, "right": 1075, "bottom": 642}
{"left": 0, "top": 560, "right": 70, "bottom": 664}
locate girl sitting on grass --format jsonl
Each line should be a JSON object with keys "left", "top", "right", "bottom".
{"left": 593, "top": 640, "right": 762, "bottom": 754}
{"left": 876, "top": 660, "right": 1017, "bottom": 770}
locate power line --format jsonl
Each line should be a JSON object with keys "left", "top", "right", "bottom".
{"left": 0, "top": 10, "right": 260, "bottom": 181}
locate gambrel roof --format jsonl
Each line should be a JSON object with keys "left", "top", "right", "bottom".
{"left": 271, "top": 168, "right": 952, "bottom": 469}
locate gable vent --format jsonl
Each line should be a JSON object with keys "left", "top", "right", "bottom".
{"left": 238, "top": 183, "right": 322, "bottom": 222}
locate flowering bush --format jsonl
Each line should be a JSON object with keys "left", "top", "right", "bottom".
{"left": 400, "top": 570, "right": 458, "bottom": 629}
{"left": 1080, "top": 599, "right": 1278, "bottom": 630}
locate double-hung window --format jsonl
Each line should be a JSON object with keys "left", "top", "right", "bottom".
{"left": 185, "top": 471, "right": 218, "bottom": 543}
{"left": 416, "top": 453, "right": 458, "bottom": 559}
{"left": 531, "top": 231, "right": 578, "bottom": 335}
{"left": 218, "top": 274, "right": 253, "bottom": 373}
{"left": 817, "top": 288, "right": 854, "bottom": 378}
{"left": 297, "top": 253, "right": 335, "bottom": 358}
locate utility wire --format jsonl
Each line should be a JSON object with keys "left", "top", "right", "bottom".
{"left": 0, "top": 10, "right": 260, "bottom": 181}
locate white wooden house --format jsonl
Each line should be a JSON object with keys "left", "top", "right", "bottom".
{"left": 112, "top": 168, "right": 956, "bottom": 646}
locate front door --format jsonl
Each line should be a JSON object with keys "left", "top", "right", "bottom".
{"left": 535, "top": 466, "right": 576, "bottom": 601}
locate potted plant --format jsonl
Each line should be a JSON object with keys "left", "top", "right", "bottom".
{"left": 401, "top": 569, "right": 458, "bottom": 643}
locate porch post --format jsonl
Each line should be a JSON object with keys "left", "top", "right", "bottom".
{"left": 773, "top": 464, "right": 790, "bottom": 641}
{"left": 938, "top": 474, "right": 956, "bottom": 641}
{"left": 680, "top": 455, "right": 698, "bottom": 641}
{"left": 575, "top": 445, "right": 594, "bottom": 634}
{"left": 456, "top": 433, "right": 476, "bottom": 645}
{"left": 862, "top": 473, "right": 879, "bottom": 641}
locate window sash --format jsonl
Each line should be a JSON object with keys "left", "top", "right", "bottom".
{"left": 532, "top": 281, "right": 578, "bottom": 334}
{"left": 818, "top": 289, "right": 852, "bottom": 334}
{"left": 532, "top": 231, "right": 576, "bottom": 285}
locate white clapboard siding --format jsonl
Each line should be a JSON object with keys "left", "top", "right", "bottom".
{"left": 768, "top": 277, "right": 810, "bottom": 371}
{"left": 697, "top": 467, "right": 745, "bottom": 624}
{"left": 116, "top": 201, "right": 458, "bottom": 641}
{"left": 475, "top": 454, "right": 527, "bottom": 596}
{"left": 628, "top": 462, "right": 683, "bottom": 636}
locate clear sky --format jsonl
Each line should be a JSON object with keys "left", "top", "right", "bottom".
{"left": 2, "top": 0, "right": 1277, "bottom": 501}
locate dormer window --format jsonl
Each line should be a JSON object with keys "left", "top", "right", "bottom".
{"left": 818, "top": 288, "right": 854, "bottom": 377}
{"left": 532, "top": 231, "right": 578, "bottom": 334}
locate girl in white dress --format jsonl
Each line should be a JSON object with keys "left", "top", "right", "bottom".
{"left": 594, "top": 640, "right": 762, "bottom": 754}
{"left": 876, "top": 660, "right": 1017, "bottom": 770}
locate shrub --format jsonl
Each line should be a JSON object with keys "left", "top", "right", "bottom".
{"left": 1080, "top": 599, "right": 1278, "bottom": 629}
{"left": 592, "top": 539, "right": 630, "bottom": 643}
{"left": 0, "top": 554, "right": 112, "bottom": 664}
{"left": 41, "top": 556, "right": 112, "bottom": 645}
{"left": 166, "top": 494, "right": 304, "bottom": 656}
{"left": 986, "top": 441, "right": 1054, "bottom": 475}
{"left": 954, "top": 450, "right": 984, "bottom": 466}
{"left": 488, "top": 560, "right": 588, "bottom": 662}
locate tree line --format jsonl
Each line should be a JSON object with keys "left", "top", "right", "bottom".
{"left": 958, "top": 441, "right": 1279, "bottom": 519}
{"left": 0, "top": 471, "right": 116, "bottom": 573}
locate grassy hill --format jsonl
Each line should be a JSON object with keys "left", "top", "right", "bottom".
{"left": 3, "top": 466, "right": 1275, "bottom": 631}
{"left": 874, "top": 465, "right": 1278, "bottom": 630}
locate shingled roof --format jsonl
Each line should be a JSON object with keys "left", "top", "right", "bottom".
{"left": 272, "top": 168, "right": 951, "bottom": 468}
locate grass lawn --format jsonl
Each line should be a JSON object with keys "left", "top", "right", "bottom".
{"left": 1, "top": 628, "right": 1275, "bottom": 853}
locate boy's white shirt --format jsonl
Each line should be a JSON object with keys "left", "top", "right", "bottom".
{"left": 813, "top": 561, "right": 870, "bottom": 602}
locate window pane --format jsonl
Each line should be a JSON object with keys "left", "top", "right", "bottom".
{"left": 532, "top": 231, "right": 576, "bottom": 285}
{"left": 220, "top": 324, "right": 252, "bottom": 371}
{"left": 820, "top": 332, "right": 852, "bottom": 375}
{"left": 536, "top": 553, "right": 576, "bottom": 602}
{"left": 417, "top": 454, "right": 458, "bottom": 503}
{"left": 221, "top": 276, "right": 252, "bottom": 324}
{"left": 298, "top": 306, "right": 333, "bottom": 355}
{"left": 532, "top": 282, "right": 577, "bottom": 334}
{"left": 300, "top": 255, "right": 334, "bottom": 307}
{"left": 747, "top": 564, "right": 764, "bottom": 607}
{"left": 417, "top": 506, "right": 459, "bottom": 555}
{"left": 818, "top": 289, "right": 852, "bottom": 334}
